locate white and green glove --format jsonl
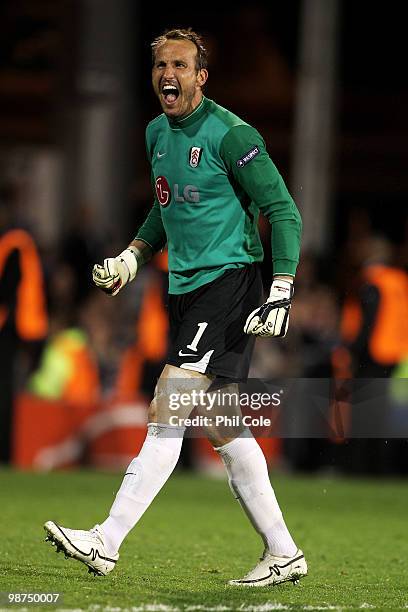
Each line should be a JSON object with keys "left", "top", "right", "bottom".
{"left": 92, "top": 247, "right": 138, "bottom": 296}
{"left": 244, "top": 278, "right": 294, "bottom": 338}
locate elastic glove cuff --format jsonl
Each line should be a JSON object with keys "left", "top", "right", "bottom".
{"left": 268, "top": 279, "right": 294, "bottom": 302}
{"left": 117, "top": 247, "right": 138, "bottom": 283}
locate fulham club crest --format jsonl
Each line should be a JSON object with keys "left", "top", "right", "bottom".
{"left": 189, "top": 146, "right": 203, "bottom": 168}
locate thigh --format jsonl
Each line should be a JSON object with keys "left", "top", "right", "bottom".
{"left": 148, "top": 364, "right": 214, "bottom": 424}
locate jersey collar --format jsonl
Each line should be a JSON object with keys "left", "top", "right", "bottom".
{"left": 167, "top": 96, "right": 208, "bottom": 129}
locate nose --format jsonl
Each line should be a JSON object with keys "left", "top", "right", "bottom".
{"left": 163, "top": 64, "right": 176, "bottom": 80}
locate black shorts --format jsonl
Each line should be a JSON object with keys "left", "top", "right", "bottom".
{"left": 167, "top": 264, "right": 263, "bottom": 380}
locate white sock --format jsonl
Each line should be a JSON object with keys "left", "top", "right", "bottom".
{"left": 216, "top": 431, "right": 297, "bottom": 557}
{"left": 100, "top": 423, "right": 184, "bottom": 555}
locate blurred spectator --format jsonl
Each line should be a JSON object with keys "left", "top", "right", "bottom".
{"left": 21, "top": 290, "right": 112, "bottom": 469}
{"left": 340, "top": 235, "right": 408, "bottom": 377}
{"left": 61, "top": 204, "right": 104, "bottom": 307}
{"left": 281, "top": 253, "right": 342, "bottom": 471}
{"left": 292, "top": 288, "right": 339, "bottom": 377}
{"left": 80, "top": 292, "right": 121, "bottom": 397}
{"left": 115, "top": 251, "right": 169, "bottom": 401}
{"left": 286, "top": 252, "right": 341, "bottom": 378}
{"left": 339, "top": 235, "right": 408, "bottom": 474}
{"left": 27, "top": 303, "right": 100, "bottom": 410}
{"left": 0, "top": 181, "right": 48, "bottom": 463}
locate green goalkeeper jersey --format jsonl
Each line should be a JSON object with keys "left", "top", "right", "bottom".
{"left": 136, "top": 96, "right": 302, "bottom": 294}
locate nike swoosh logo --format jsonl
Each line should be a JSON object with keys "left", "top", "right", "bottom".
{"left": 52, "top": 523, "right": 117, "bottom": 564}
{"left": 236, "top": 554, "right": 305, "bottom": 584}
{"left": 178, "top": 350, "right": 197, "bottom": 357}
{"left": 157, "top": 151, "right": 166, "bottom": 159}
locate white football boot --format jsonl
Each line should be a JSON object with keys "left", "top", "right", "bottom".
{"left": 229, "top": 549, "right": 307, "bottom": 587}
{"left": 44, "top": 521, "right": 118, "bottom": 576}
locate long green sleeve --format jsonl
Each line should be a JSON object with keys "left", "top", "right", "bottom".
{"left": 134, "top": 198, "right": 167, "bottom": 252}
{"left": 134, "top": 172, "right": 167, "bottom": 252}
{"left": 220, "top": 124, "right": 302, "bottom": 276}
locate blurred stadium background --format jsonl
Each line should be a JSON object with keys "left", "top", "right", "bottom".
{"left": 1, "top": 0, "right": 407, "bottom": 476}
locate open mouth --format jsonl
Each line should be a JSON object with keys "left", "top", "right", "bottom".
{"left": 161, "top": 83, "right": 180, "bottom": 104}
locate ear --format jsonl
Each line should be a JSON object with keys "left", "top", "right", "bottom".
{"left": 196, "top": 68, "right": 208, "bottom": 88}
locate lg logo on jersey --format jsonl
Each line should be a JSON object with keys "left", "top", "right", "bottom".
{"left": 174, "top": 184, "right": 199, "bottom": 203}
{"left": 155, "top": 176, "right": 171, "bottom": 206}
{"left": 155, "top": 176, "right": 200, "bottom": 207}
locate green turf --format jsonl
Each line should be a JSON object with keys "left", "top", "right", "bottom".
{"left": 0, "top": 468, "right": 407, "bottom": 611}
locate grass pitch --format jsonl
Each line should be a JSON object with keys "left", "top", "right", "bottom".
{"left": 0, "top": 468, "right": 407, "bottom": 611}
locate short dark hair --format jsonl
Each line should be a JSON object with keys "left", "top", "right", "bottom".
{"left": 151, "top": 28, "right": 208, "bottom": 71}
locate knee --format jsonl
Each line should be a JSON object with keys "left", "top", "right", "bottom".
{"left": 208, "top": 432, "right": 237, "bottom": 448}
{"left": 206, "top": 424, "right": 247, "bottom": 448}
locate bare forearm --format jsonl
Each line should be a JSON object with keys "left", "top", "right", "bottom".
{"left": 274, "top": 274, "right": 294, "bottom": 282}
{"left": 129, "top": 239, "right": 154, "bottom": 268}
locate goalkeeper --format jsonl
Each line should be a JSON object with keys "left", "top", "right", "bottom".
{"left": 44, "top": 27, "right": 306, "bottom": 587}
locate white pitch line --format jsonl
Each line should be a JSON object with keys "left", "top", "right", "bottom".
{"left": 6, "top": 603, "right": 403, "bottom": 612}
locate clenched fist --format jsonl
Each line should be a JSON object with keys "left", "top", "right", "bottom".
{"left": 244, "top": 279, "right": 293, "bottom": 338}
{"left": 92, "top": 248, "right": 138, "bottom": 296}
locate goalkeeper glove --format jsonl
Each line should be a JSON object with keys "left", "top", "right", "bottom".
{"left": 244, "top": 278, "right": 294, "bottom": 338}
{"left": 92, "top": 247, "right": 138, "bottom": 296}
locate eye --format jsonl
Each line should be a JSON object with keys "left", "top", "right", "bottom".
{"left": 175, "top": 61, "right": 186, "bottom": 68}
{"left": 156, "top": 61, "right": 165, "bottom": 68}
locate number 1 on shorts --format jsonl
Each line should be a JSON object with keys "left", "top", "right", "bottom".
{"left": 187, "top": 322, "right": 208, "bottom": 351}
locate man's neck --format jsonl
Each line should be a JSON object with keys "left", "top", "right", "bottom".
{"left": 167, "top": 96, "right": 207, "bottom": 129}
